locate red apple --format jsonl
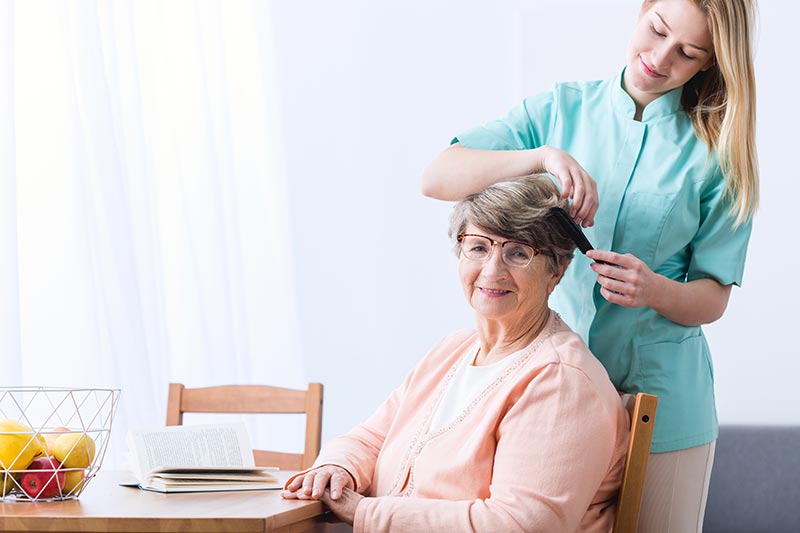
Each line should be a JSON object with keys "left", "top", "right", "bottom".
{"left": 21, "top": 457, "right": 65, "bottom": 499}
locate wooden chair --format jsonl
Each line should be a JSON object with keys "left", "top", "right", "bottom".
{"left": 613, "top": 392, "right": 659, "bottom": 533}
{"left": 166, "top": 382, "right": 323, "bottom": 470}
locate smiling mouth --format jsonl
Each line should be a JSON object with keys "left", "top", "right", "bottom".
{"left": 480, "top": 288, "right": 511, "bottom": 295}
{"left": 640, "top": 56, "right": 665, "bottom": 78}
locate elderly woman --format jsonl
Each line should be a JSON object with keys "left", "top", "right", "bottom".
{"left": 283, "top": 174, "right": 629, "bottom": 532}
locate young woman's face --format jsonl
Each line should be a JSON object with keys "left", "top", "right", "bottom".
{"left": 625, "top": 0, "right": 715, "bottom": 109}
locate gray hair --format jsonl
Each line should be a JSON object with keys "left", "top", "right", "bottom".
{"left": 448, "top": 174, "right": 576, "bottom": 275}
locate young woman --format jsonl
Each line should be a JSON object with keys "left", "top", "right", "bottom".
{"left": 421, "top": 1, "right": 758, "bottom": 531}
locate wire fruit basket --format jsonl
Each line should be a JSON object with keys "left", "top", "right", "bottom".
{"left": 0, "top": 387, "right": 120, "bottom": 501}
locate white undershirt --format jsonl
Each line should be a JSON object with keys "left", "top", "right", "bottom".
{"left": 428, "top": 346, "right": 522, "bottom": 434}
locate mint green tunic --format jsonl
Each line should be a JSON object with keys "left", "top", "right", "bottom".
{"left": 455, "top": 70, "right": 751, "bottom": 453}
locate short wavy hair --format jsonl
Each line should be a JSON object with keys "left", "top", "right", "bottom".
{"left": 448, "top": 174, "right": 576, "bottom": 275}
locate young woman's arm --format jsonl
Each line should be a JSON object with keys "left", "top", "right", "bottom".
{"left": 420, "top": 143, "right": 544, "bottom": 200}
{"left": 421, "top": 143, "right": 599, "bottom": 226}
{"left": 587, "top": 250, "right": 732, "bottom": 326}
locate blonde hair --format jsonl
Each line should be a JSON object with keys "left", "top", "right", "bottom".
{"left": 676, "top": 0, "right": 760, "bottom": 225}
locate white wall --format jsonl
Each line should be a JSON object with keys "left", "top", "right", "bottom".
{"left": 270, "top": 0, "right": 800, "bottom": 442}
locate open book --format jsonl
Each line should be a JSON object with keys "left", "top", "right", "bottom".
{"left": 125, "top": 422, "right": 282, "bottom": 493}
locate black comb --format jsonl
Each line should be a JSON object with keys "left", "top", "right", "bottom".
{"left": 549, "top": 206, "right": 594, "bottom": 255}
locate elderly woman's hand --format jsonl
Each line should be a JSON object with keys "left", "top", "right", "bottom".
{"left": 321, "top": 487, "right": 363, "bottom": 526}
{"left": 281, "top": 465, "right": 354, "bottom": 500}
{"left": 540, "top": 145, "right": 598, "bottom": 227}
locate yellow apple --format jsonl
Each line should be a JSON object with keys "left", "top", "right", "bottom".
{"left": 1, "top": 471, "right": 19, "bottom": 496}
{"left": 61, "top": 469, "right": 86, "bottom": 494}
{"left": 52, "top": 432, "right": 96, "bottom": 469}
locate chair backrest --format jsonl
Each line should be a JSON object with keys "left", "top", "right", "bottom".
{"left": 166, "top": 382, "right": 323, "bottom": 470}
{"left": 613, "top": 392, "right": 658, "bottom": 533}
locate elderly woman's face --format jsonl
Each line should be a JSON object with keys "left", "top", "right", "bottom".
{"left": 458, "top": 225, "right": 561, "bottom": 322}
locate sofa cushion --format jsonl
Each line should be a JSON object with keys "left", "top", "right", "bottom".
{"left": 704, "top": 425, "right": 800, "bottom": 532}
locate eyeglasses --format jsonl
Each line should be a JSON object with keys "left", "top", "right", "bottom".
{"left": 457, "top": 233, "right": 543, "bottom": 268}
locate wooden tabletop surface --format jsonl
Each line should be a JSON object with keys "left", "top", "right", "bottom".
{"left": 0, "top": 470, "right": 324, "bottom": 533}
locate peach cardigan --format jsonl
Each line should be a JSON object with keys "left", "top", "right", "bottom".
{"left": 290, "top": 312, "right": 629, "bottom": 532}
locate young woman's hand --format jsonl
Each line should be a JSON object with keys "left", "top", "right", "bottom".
{"left": 587, "top": 250, "right": 657, "bottom": 307}
{"left": 541, "top": 146, "right": 598, "bottom": 227}
{"left": 281, "top": 465, "right": 354, "bottom": 500}
{"left": 320, "top": 487, "right": 363, "bottom": 526}
{"left": 588, "top": 249, "right": 733, "bottom": 326}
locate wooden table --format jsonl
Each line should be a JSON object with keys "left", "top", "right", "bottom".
{"left": 0, "top": 470, "right": 325, "bottom": 532}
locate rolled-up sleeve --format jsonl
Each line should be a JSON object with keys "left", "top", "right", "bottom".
{"left": 687, "top": 172, "right": 752, "bottom": 286}
{"left": 453, "top": 89, "right": 557, "bottom": 151}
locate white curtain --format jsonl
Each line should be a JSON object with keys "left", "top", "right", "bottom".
{"left": 1, "top": 0, "right": 305, "bottom": 465}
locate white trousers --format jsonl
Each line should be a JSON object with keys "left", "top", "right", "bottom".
{"left": 637, "top": 441, "right": 716, "bottom": 533}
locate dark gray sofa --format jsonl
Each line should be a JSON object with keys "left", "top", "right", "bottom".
{"left": 704, "top": 425, "right": 800, "bottom": 532}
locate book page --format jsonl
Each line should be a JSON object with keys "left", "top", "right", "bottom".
{"left": 141, "top": 479, "right": 282, "bottom": 493}
{"left": 127, "top": 422, "right": 255, "bottom": 481}
{"left": 152, "top": 472, "right": 277, "bottom": 482}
